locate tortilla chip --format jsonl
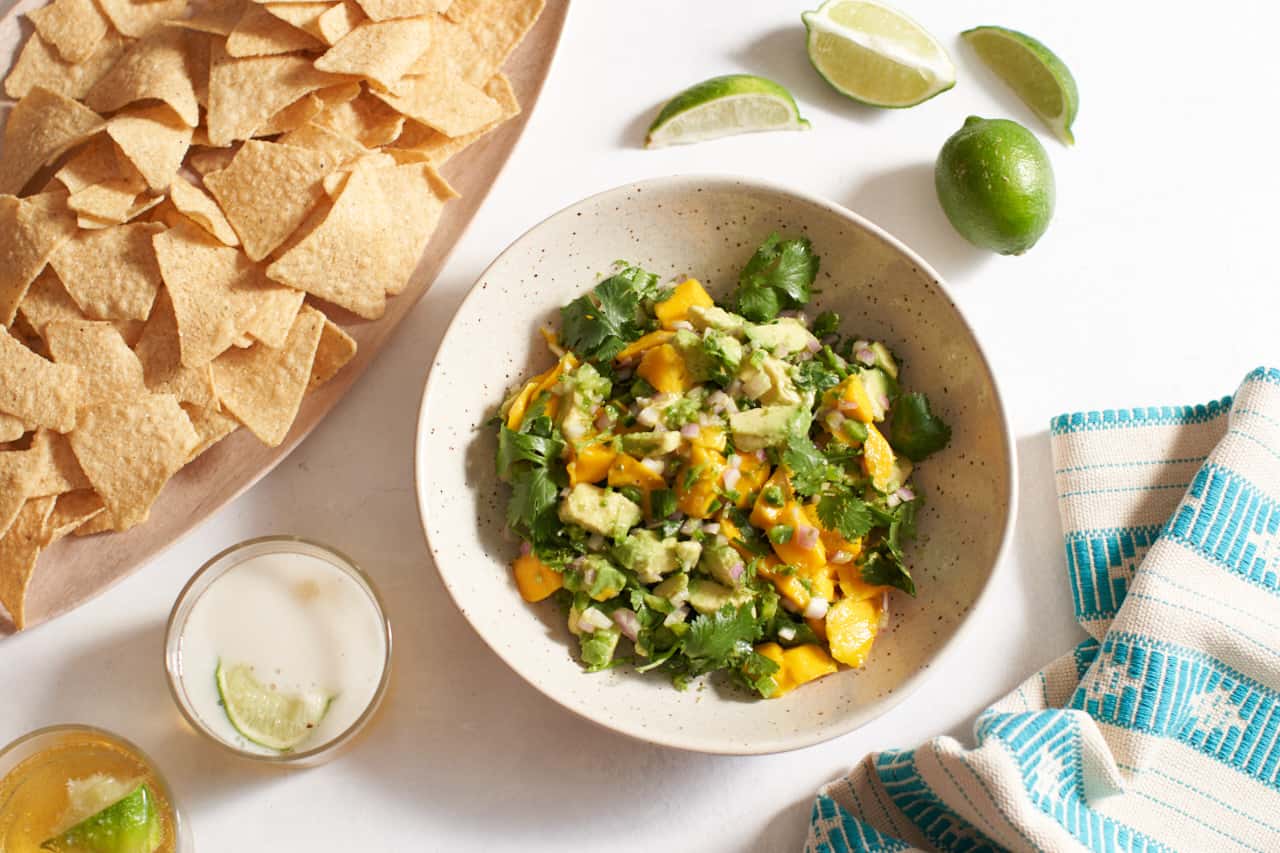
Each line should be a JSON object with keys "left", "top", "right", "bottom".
{"left": 86, "top": 29, "right": 200, "bottom": 128}
{"left": 66, "top": 178, "right": 146, "bottom": 224}
{"left": 309, "top": 316, "right": 356, "bottom": 388}
{"left": 187, "top": 28, "right": 213, "bottom": 107}
{"left": 26, "top": 428, "right": 90, "bottom": 496}
{"left": 372, "top": 54, "right": 500, "bottom": 137}
{"left": 0, "top": 496, "right": 56, "bottom": 629}
{"left": 4, "top": 29, "right": 129, "bottom": 101}
{"left": 68, "top": 393, "right": 198, "bottom": 531}
{"left": 17, "top": 269, "right": 83, "bottom": 334}
{"left": 313, "top": 16, "right": 433, "bottom": 92}
{"left": 371, "top": 162, "right": 454, "bottom": 294}
{"left": 255, "top": 92, "right": 325, "bottom": 137}
{"left": 315, "top": 1, "right": 364, "bottom": 44}
{"left": 73, "top": 512, "right": 114, "bottom": 535}
{"left": 43, "top": 490, "right": 105, "bottom": 544}
{"left": 167, "top": 0, "right": 246, "bottom": 35}
{"left": 211, "top": 304, "right": 324, "bottom": 446}
{"left": 388, "top": 71, "right": 515, "bottom": 164}
{"left": 183, "top": 401, "right": 239, "bottom": 460}
{"left": 50, "top": 223, "right": 165, "bottom": 322}
{"left": 169, "top": 176, "right": 239, "bottom": 246}
{"left": 0, "top": 329, "right": 79, "bottom": 433}
{"left": 228, "top": 2, "right": 324, "bottom": 56}
{"left": 133, "top": 288, "right": 216, "bottom": 408}
{"left": 203, "top": 139, "right": 337, "bottom": 261}
{"left": 107, "top": 105, "right": 194, "bottom": 191}
{"left": 278, "top": 121, "right": 369, "bottom": 166}
{"left": 74, "top": 193, "right": 164, "bottom": 231}
{"left": 96, "top": 0, "right": 189, "bottom": 38}
{"left": 427, "top": 0, "right": 541, "bottom": 86}
{"left": 28, "top": 0, "right": 111, "bottom": 64}
{"left": 0, "top": 452, "right": 38, "bottom": 540}
{"left": 354, "top": 0, "right": 447, "bottom": 21}
{"left": 44, "top": 320, "right": 148, "bottom": 407}
{"left": 262, "top": 1, "right": 330, "bottom": 37}
{"left": 314, "top": 91, "right": 405, "bottom": 146}
{"left": 0, "top": 414, "right": 26, "bottom": 443}
{"left": 207, "top": 44, "right": 348, "bottom": 145}
{"left": 0, "top": 87, "right": 105, "bottom": 196}
{"left": 0, "top": 192, "right": 79, "bottom": 327}
{"left": 188, "top": 145, "right": 240, "bottom": 175}
{"left": 55, "top": 135, "right": 131, "bottom": 193}
{"left": 238, "top": 266, "right": 305, "bottom": 348}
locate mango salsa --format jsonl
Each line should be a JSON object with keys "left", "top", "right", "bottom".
{"left": 637, "top": 344, "right": 692, "bottom": 394}
{"left": 513, "top": 552, "right": 562, "bottom": 602}
{"left": 654, "top": 278, "right": 714, "bottom": 329}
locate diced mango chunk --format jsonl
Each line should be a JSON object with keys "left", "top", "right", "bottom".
{"left": 637, "top": 344, "right": 692, "bottom": 394}
{"left": 758, "top": 558, "right": 810, "bottom": 610}
{"left": 654, "top": 278, "right": 714, "bottom": 329}
{"left": 836, "top": 563, "right": 885, "bottom": 602}
{"left": 513, "top": 552, "right": 563, "bottom": 602}
{"left": 826, "top": 596, "right": 881, "bottom": 668}
{"left": 568, "top": 442, "right": 617, "bottom": 486}
{"left": 755, "top": 642, "right": 796, "bottom": 696}
{"left": 676, "top": 443, "right": 726, "bottom": 519}
{"left": 784, "top": 644, "right": 838, "bottom": 685}
{"left": 504, "top": 353, "right": 577, "bottom": 429}
{"left": 862, "top": 423, "right": 896, "bottom": 492}
{"left": 690, "top": 426, "right": 726, "bottom": 452}
{"left": 769, "top": 502, "right": 825, "bottom": 573}
{"left": 836, "top": 373, "right": 875, "bottom": 423}
{"left": 608, "top": 453, "right": 666, "bottom": 491}
{"left": 750, "top": 469, "right": 793, "bottom": 529}
{"left": 615, "top": 329, "right": 675, "bottom": 363}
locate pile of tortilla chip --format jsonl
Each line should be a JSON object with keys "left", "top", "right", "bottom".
{"left": 0, "top": 0, "right": 543, "bottom": 629}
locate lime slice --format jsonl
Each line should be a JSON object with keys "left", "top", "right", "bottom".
{"left": 801, "top": 0, "right": 955, "bottom": 108}
{"left": 962, "top": 25, "right": 1078, "bottom": 144}
{"left": 215, "top": 660, "right": 331, "bottom": 752}
{"left": 41, "top": 779, "right": 161, "bottom": 853}
{"left": 645, "top": 74, "right": 810, "bottom": 148}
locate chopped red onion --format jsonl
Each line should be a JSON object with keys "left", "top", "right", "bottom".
{"left": 671, "top": 320, "right": 695, "bottom": 332}
{"left": 836, "top": 399, "right": 857, "bottom": 415}
{"left": 754, "top": 449, "right": 767, "bottom": 463}
{"left": 707, "top": 390, "right": 731, "bottom": 412}
{"left": 587, "top": 533, "right": 605, "bottom": 551}
{"left": 612, "top": 608, "right": 640, "bottom": 641}
{"left": 671, "top": 510, "right": 685, "bottom": 522}
{"left": 722, "top": 467, "right": 741, "bottom": 491}
{"left": 727, "top": 561, "right": 745, "bottom": 582}
{"left": 640, "top": 457, "right": 665, "bottom": 476}
{"left": 879, "top": 394, "right": 891, "bottom": 410}
{"left": 579, "top": 607, "right": 613, "bottom": 633}
{"left": 663, "top": 604, "right": 689, "bottom": 627}
{"left": 703, "top": 522, "right": 721, "bottom": 535}
{"left": 895, "top": 486, "right": 916, "bottom": 502}
{"left": 680, "top": 422, "right": 701, "bottom": 438}
{"left": 595, "top": 411, "right": 614, "bottom": 431}
{"left": 831, "top": 550, "right": 853, "bottom": 565}
{"left": 824, "top": 411, "right": 846, "bottom": 432}
{"left": 680, "top": 518, "right": 700, "bottom": 536}
{"left": 856, "top": 348, "right": 876, "bottom": 366}
{"left": 777, "top": 624, "right": 797, "bottom": 642}
{"left": 795, "top": 525, "right": 820, "bottom": 550}
{"left": 519, "top": 541, "right": 532, "bottom": 557}
{"left": 726, "top": 453, "right": 742, "bottom": 469}
{"left": 636, "top": 406, "right": 660, "bottom": 427}
{"left": 727, "top": 380, "right": 742, "bottom": 397}
{"left": 804, "top": 338, "right": 822, "bottom": 354}
{"left": 802, "top": 596, "right": 829, "bottom": 620}
{"left": 583, "top": 567, "right": 597, "bottom": 585}
{"left": 886, "top": 493, "right": 902, "bottom": 508}
{"left": 562, "top": 418, "right": 586, "bottom": 441}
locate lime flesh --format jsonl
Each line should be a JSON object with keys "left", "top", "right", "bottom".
{"left": 802, "top": 0, "right": 954, "bottom": 107}
{"left": 645, "top": 74, "right": 809, "bottom": 148}
{"left": 935, "top": 116, "right": 1055, "bottom": 255}
{"left": 41, "top": 781, "right": 161, "bottom": 853}
{"left": 215, "top": 660, "right": 331, "bottom": 752}
{"left": 963, "top": 25, "right": 1078, "bottom": 144}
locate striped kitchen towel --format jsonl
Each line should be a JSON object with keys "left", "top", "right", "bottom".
{"left": 806, "top": 367, "right": 1280, "bottom": 853}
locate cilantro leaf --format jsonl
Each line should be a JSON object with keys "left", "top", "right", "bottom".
{"left": 860, "top": 548, "right": 916, "bottom": 596}
{"left": 682, "top": 604, "right": 761, "bottom": 675}
{"left": 496, "top": 424, "right": 564, "bottom": 481}
{"left": 559, "top": 267, "right": 654, "bottom": 362}
{"left": 733, "top": 234, "right": 820, "bottom": 322}
{"left": 794, "top": 357, "right": 843, "bottom": 394}
{"left": 782, "top": 431, "right": 840, "bottom": 496}
{"left": 738, "top": 650, "right": 781, "bottom": 698}
{"left": 811, "top": 310, "right": 840, "bottom": 338}
{"left": 816, "top": 489, "right": 874, "bottom": 541}
{"left": 889, "top": 392, "right": 952, "bottom": 461}
{"left": 507, "top": 466, "right": 560, "bottom": 543}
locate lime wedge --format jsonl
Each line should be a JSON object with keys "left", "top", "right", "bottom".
{"left": 962, "top": 25, "right": 1078, "bottom": 144}
{"left": 41, "top": 779, "right": 161, "bottom": 853}
{"left": 215, "top": 660, "right": 331, "bottom": 752}
{"left": 645, "top": 74, "right": 810, "bottom": 148}
{"left": 802, "top": 0, "right": 955, "bottom": 108}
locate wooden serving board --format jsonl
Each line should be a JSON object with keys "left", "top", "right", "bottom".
{"left": 0, "top": 0, "right": 570, "bottom": 634}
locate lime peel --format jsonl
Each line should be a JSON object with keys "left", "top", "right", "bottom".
{"left": 41, "top": 780, "right": 162, "bottom": 853}
{"left": 962, "top": 25, "right": 1078, "bottom": 145}
{"left": 645, "top": 74, "right": 810, "bottom": 148}
{"left": 215, "top": 660, "right": 332, "bottom": 752}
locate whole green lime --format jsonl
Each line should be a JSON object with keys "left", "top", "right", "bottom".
{"left": 935, "top": 116, "right": 1054, "bottom": 255}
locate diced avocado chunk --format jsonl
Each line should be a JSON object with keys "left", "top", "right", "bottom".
{"left": 673, "top": 329, "right": 742, "bottom": 384}
{"left": 613, "top": 529, "right": 701, "bottom": 584}
{"left": 738, "top": 354, "right": 800, "bottom": 405}
{"left": 859, "top": 368, "right": 894, "bottom": 422}
{"left": 698, "top": 538, "right": 745, "bottom": 587}
{"left": 653, "top": 572, "right": 689, "bottom": 606}
{"left": 558, "top": 483, "right": 642, "bottom": 538}
{"left": 869, "top": 342, "right": 898, "bottom": 379}
{"left": 564, "top": 555, "right": 627, "bottom": 601}
{"left": 561, "top": 362, "right": 611, "bottom": 410}
{"left": 729, "top": 405, "right": 806, "bottom": 451}
{"left": 619, "top": 431, "right": 682, "bottom": 457}
{"left": 687, "top": 578, "right": 755, "bottom": 615}
{"left": 687, "top": 304, "right": 747, "bottom": 337}
{"left": 745, "top": 318, "right": 818, "bottom": 357}
{"left": 578, "top": 626, "right": 621, "bottom": 670}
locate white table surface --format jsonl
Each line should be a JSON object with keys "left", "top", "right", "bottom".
{"left": 6, "top": 1, "right": 1280, "bottom": 850}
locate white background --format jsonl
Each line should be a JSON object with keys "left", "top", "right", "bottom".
{"left": 5, "top": 2, "right": 1280, "bottom": 851}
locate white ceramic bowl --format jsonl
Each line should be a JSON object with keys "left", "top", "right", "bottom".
{"left": 416, "top": 175, "right": 1015, "bottom": 754}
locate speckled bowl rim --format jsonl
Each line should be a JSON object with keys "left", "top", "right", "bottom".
{"left": 414, "top": 174, "right": 1019, "bottom": 755}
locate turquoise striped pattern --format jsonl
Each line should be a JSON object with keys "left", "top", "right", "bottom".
{"left": 808, "top": 368, "right": 1280, "bottom": 853}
